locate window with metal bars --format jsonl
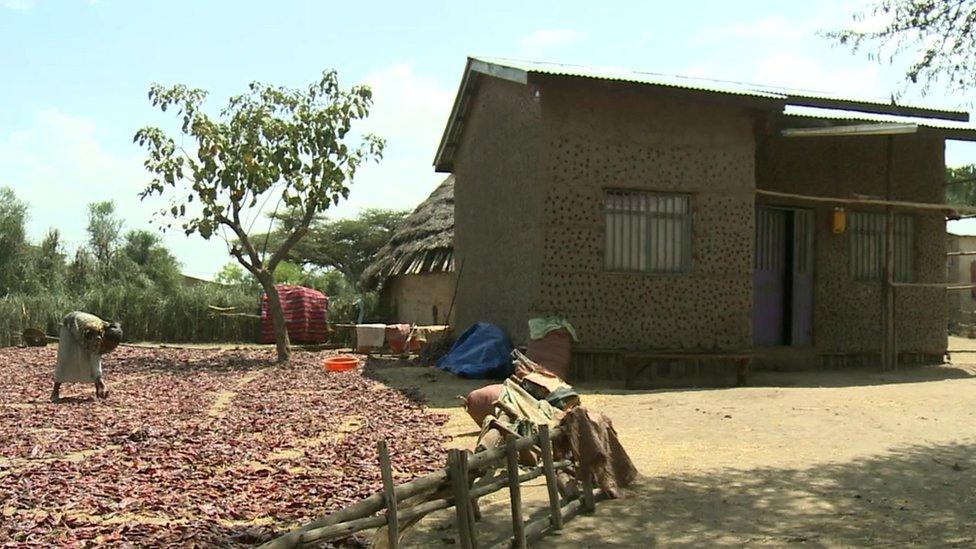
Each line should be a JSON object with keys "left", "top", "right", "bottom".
{"left": 604, "top": 190, "right": 691, "bottom": 273}
{"left": 848, "top": 212, "right": 914, "bottom": 282}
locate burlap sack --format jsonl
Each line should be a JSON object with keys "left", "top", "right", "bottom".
{"left": 526, "top": 328, "right": 572, "bottom": 379}
{"left": 463, "top": 384, "right": 504, "bottom": 427}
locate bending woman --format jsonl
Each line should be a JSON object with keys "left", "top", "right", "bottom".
{"left": 52, "top": 311, "right": 123, "bottom": 402}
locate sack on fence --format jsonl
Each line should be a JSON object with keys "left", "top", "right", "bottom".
{"left": 462, "top": 384, "right": 504, "bottom": 427}
{"left": 557, "top": 406, "right": 637, "bottom": 499}
{"left": 511, "top": 350, "right": 580, "bottom": 411}
{"left": 526, "top": 328, "right": 573, "bottom": 379}
{"left": 475, "top": 379, "right": 565, "bottom": 467}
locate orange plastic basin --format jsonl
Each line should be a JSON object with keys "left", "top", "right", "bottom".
{"left": 324, "top": 355, "right": 360, "bottom": 372}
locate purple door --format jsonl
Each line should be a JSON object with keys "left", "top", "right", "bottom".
{"left": 753, "top": 207, "right": 814, "bottom": 347}
{"left": 754, "top": 208, "right": 787, "bottom": 346}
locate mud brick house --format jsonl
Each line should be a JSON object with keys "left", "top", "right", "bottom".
{"left": 363, "top": 175, "right": 457, "bottom": 326}
{"left": 433, "top": 56, "right": 976, "bottom": 384}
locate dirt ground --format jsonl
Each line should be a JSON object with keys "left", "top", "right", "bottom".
{"left": 368, "top": 337, "right": 976, "bottom": 548}
{"left": 0, "top": 346, "right": 448, "bottom": 546}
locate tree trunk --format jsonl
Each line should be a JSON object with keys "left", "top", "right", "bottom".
{"left": 260, "top": 275, "right": 291, "bottom": 364}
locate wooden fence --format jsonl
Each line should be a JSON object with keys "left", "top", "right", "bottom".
{"left": 260, "top": 424, "right": 600, "bottom": 548}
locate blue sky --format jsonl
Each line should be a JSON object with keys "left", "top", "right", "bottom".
{"left": 2, "top": 0, "right": 974, "bottom": 277}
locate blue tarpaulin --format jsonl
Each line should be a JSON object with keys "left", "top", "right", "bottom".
{"left": 436, "top": 322, "right": 514, "bottom": 379}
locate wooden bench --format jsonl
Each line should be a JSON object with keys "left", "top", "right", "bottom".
{"left": 621, "top": 351, "right": 754, "bottom": 389}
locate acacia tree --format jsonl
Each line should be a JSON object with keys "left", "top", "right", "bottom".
{"left": 947, "top": 164, "right": 976, "bottom": 204}
{"left": 135, "top": 70, "right": 384, "bottom": 363}
{"left": 257, "top": 207, "right": 407, "bottom": 284}
{"left": 829, "top": 1, "right": 976, "bottom": 93}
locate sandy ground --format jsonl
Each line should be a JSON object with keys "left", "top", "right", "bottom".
{"left": 366, "top": 337, "right": 976, "bottom": 547}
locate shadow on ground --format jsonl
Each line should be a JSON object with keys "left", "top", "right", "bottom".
{"left": 363, "top": 356, "right": 487, "bottom": 409}
{"left": 543, "top": 440, "right": 976, "bottom": 547}
{"left": 404, "top": 440, "right": 976, "bottom": 548}
{"left": 364, "top": 354, "right": 976, "bottom": 403}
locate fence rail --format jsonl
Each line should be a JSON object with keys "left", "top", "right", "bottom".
{"left": 260, "top": 423, "right": 599, "bottom": 548}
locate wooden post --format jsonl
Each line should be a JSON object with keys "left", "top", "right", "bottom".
{"left": 537, "top": 425, "right": 563, "bottom": 530}
{"left": 580, "top": 467, "right": 595, "bottom": 513}
{"left": 504, "top": 434, "right": 527, "bottom": 548}
{"left": 378, "top": 440, "right": 399, "bottom": 549}
{"left": 882, "top": 136, "right": 896, "bottom": 372}
{"left": 449, "top": 449, "right": 476, "bottom": 549}
{"left": 882, "top": 208, "right": 895, "bottom": 371}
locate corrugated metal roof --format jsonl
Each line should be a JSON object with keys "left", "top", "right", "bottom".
{"left": 434, "top": 56, "right": 976, "bottom": 170}
{"left": 470, "top": 56, "right": 970, "bottom": 120}
{"left": 784, "top": 105, "right": 976, "bottom": 134}
{"left": 471, "top": 56, "right": 787, "bottom": 100}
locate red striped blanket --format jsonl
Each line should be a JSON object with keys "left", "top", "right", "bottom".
{"left": 260, "top": 285, "right": 329, "bottom": 344}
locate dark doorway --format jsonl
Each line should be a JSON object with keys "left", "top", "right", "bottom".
{"left": 753, "top": 206, "right": 813, "bottom": 346}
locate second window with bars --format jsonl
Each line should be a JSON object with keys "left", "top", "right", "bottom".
{"left": 848, "top": 211, "right": 914, "bottom": 282}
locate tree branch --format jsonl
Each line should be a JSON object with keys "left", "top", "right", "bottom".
{"left": 268, "top": 204, "right": 316, "bottom": 271}
{"left": 217, "top": 205, "right": 262, "bottom": 270}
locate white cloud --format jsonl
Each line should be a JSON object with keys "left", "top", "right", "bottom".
{"left": 690, "top": 16, "right": 810, "bottom": 46}
{"left": 0, "top": 64, "right": 458, "bottom": 278}
{"left": 751, "top": 53, "right": 886, "bottom": 98}
{"left": 325, "top": 62, "right": 453, "bottom": 219}
{"left": 1, "top": 0, "right": 35, "bottom": 11}
{"left": 0, "top": 110, "right": 231, "bottom": 278}
{"left": 519, "top": 29, "right": 584, "bottom": 52}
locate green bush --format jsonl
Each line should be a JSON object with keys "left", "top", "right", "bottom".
{"left": 0, "top": 285, "right": 259, "bottom": 347}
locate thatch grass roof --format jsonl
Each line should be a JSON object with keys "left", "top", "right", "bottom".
{"left": 363, "top": 175, "right": 454, "bottom": 289}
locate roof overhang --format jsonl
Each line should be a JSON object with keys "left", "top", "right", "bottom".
{"left": 781, "top": 105, "right": 976, "bottom": 142}
{"left": 781, "top": 123, "right": 919, "bottom": 138}
{"left": 434, "top": 56, "right": 976, "bottom": 171}
{"left": 434, "top": 59, "right": 533, "bottom": 172}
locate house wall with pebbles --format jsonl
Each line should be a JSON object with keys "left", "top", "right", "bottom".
{"left": 451, "top": 74, "right": 947, "bottom": 373}
{"left": 532, "top": 79, "right": 757, "bottom": 351}
{"left": 757, "top": 133, "right": 947, "bottom": 357}
{"left": 451, "top": 76, "right": 545, "bottom": 343}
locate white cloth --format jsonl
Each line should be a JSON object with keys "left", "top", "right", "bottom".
{"left": 54, "top": 312, "right": 104, "bottom": 384}
{"left": 355, "top": 324, "right": 386, "bottom": 348}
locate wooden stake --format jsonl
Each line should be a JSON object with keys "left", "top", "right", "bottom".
{"left": 580, "top": 467, "right": 595, "bottom": 514}
{"left": 261, "top": 428, "right": 564, "bottom": 549}
{"left": 882, "top": 136, "right": 896, "bottom": 373}
{"left": 378, "top": 440, "right": 399, "bottom": 549}
{"left": 449, "top": 449, "right": 475, "bottom": 549}
{"left": 885, "top": 217, "right": 896, "bottom": 372}
{"left": 505, "top": 434, "right": 527, "bottom": 548}
{"left": 537, "top": 425, "right": 563, "bottom": 530}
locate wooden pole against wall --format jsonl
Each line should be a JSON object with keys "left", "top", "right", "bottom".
{"left": 883, "top": 136, "right": 896, "bottom": 372}
{"left": 885, "top": 209, "right": 896, "bottom": 371}
{"left": 754, "top": 189, "right": 976, "bottom": 215}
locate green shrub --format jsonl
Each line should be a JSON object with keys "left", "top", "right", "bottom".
{"left": 0, "top": 285, "right": 259, "bottom": 347}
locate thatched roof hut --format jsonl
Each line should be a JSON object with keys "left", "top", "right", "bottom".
{"left": 363, "top": 175, "right": 454, "bottom": 290}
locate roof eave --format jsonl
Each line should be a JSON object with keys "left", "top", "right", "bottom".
{"left": 782, "top": 113, "right": 976, "bottom": 142}
{"left": 433, "top": 57, "right": 976, "bottom": 170}
{"left": 785, "top": 95, "right": 969, "bottom": 123}
{"left": 434, "top": 59, "right": 531, "bottom": 172}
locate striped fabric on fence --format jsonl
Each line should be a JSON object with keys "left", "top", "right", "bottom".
{"left": 260, "top": 285, "right": 329, "bottom": 344}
